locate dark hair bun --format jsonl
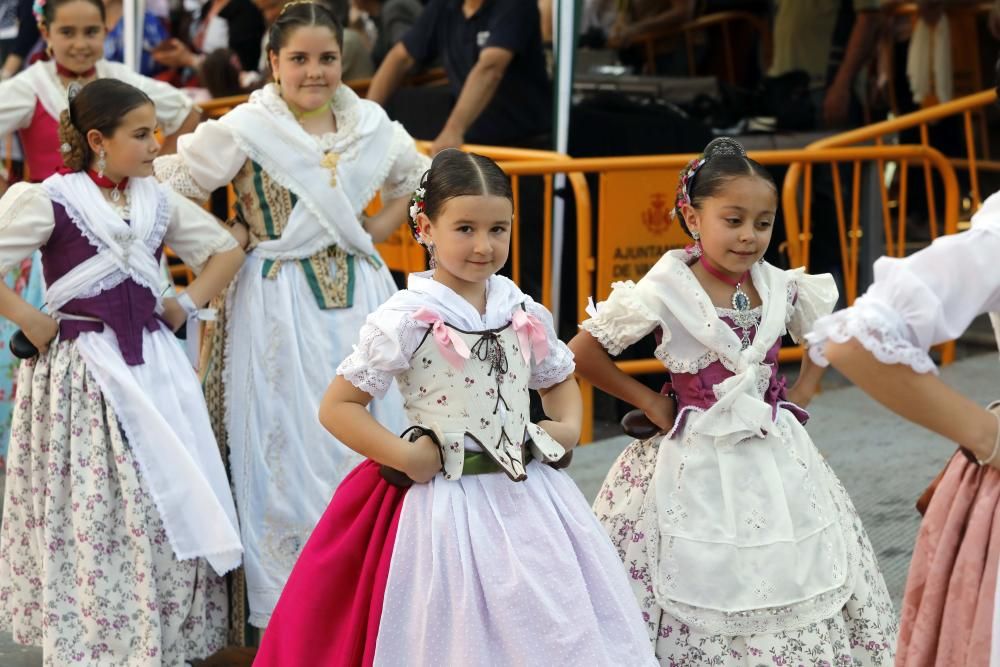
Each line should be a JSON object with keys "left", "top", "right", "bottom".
{"left": 703, "top": 136, "right": 746, "bottom": 159}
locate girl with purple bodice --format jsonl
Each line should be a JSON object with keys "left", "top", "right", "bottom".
{"left": 0, "top": 79, "right": 244, "bottom": 665}
{"left": 571, "top": 137, "right": 898, "bottom": 665}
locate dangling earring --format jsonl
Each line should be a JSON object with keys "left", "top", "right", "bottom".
{"left": 96, "top": 148, "right": 107, "bottom": 178}
{"left": 46, "top": 45, "right": 54, "bottom": 58}
{"left": 687, "top": 230, "right": 702, "bottom": 259}
{"left": 425, "top": 240, "right": 437, "bottom": 270}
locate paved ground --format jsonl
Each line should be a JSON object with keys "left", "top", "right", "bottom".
{"left": 1, "top": 352, "right": 996, "bottom": 663}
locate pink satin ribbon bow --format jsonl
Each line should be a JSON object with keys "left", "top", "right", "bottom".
{"left": 511, "top": 309, "right": 550, "bottom": 365}
{"left": 412, "top": 307, "right": 471, "bottom": 369}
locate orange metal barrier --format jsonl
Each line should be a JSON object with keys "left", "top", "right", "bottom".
{"left": 785, "top": 88, "right": 997, "bottom": 248}
{"left": 497, "top": 145, "right": 959, "bottom": 443}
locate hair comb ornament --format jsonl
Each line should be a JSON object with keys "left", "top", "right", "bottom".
{"left": 31, "top": 0, "right": 45, "bottom": 25}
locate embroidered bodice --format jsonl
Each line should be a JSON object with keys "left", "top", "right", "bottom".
{"left": 41, "top": 200, "right": 166, "bottom": 365}
{"left": 666, "top": 308, "right": 809, "bottom": 437}
{"left": 397, "top": 315, "right": 565, "bottom": 481}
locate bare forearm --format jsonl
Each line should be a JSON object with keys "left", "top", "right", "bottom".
{"left": 364, "top": 197, "right": 408, "bottom": 244}
{"left": 832, "top": 13, "right": 880, "bottom": 87}
{"left": 441, "top": 62, "right": 504, "bottom": 137}
{"left": 181, "top": 245, "right": 244, "bottom": 307}
{"left": 160, "top": 109, "right": 201, "bottom": 156}
{"left": 825, "top": 338, "right": 996, "bottom": 456}
{"left": 0, "top": 280, "right": 40, "bottom": 329}
{"left": 538, "top": 377, "right": 583, "bottom": 448}
{"left": 568, "top": 331, "right": 660, "bottom": 410}
{"left": 319, "top": 377, "right": 412, "bottom": 468}
{"left": 367, "top": 45, "right": 413, "bottom": 105}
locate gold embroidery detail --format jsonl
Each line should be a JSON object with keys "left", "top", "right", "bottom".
{"left": 320, "top": 152, "right": 340, "bottom": 187}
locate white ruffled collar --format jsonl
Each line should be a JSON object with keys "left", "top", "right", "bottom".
{"left": 405, "top": 271, "right": 527, "bottom": 331}
{"left": 251, "top": 83, "right": 361, "bottom": 151}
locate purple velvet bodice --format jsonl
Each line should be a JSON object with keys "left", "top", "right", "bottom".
{"left": 41, "top": 201, "right": 166, "bottom": 365}
{"left": 667, "top": 312, "right": 808, "bottom": 436}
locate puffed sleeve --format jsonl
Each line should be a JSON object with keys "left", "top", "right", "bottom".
{"left": 0, "top": 183, "right": 55, "bottom": 273}
{"left": 806, "top": 192, "right": 1000, "bottom": 374}
{"left": 380, "top": 121, "right": 430, "bottom": 201}
{"left": 785, "top": 269, "right": 838, "bottom": 344}
{"left": 112, "top": 62, "right": 195, "bottom": 135}
{"left": 0, "top": 74, "right": 40, "bottom": 135}
{"left": 154, "top": 120, "right": 248, "bottom": 202}
{"left": 161, "top": 188, "right": 238, "bottom": 273}
{"left": 337, "top": 303, "right": 430, "bottom": 398}
{"left": 580, "top": 276, "right": 664, "bottom": 356}
{"left": 523, "top": 297, "right": 575, "bottom": 390}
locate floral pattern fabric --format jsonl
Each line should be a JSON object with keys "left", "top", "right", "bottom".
{"left": 0, "top": 340, "right": 227, "bottom": 665}
{"left": 593, "top": 436, "right": 899, "bottom": 666}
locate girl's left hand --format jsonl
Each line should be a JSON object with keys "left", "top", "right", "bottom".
{"left": 161, "top": 297, "right": 188, "bottom": 331}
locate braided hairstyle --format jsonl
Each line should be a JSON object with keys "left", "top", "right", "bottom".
{"left": 58, "top": 79, "right": 153, "bottom": 172}
{"left": 405, "top": 149, "right": 514, "bottom": 245}
{"left": 672, "top": 137, "right": 776, "bottom": 237}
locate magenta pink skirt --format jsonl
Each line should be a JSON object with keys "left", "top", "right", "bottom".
{"left": 898, "top": 452, "right": 1000, "bottom": 666}
{"left": 254, "top": 460, "right": 406, "bottom": 667}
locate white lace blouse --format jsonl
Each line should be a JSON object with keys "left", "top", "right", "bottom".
{"left": 806, "top": 190, "right": 1000, "bottom": 374}
{"left": 338, "top": 272, "right": 576, "bottom": 398}
{"left": 0, "top": 181, "right": 238, "bottom": 274}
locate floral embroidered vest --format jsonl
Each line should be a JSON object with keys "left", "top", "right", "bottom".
{"left": 232, "top": 159, "right": 356, "bottom": 309}
{"left": 396, "top": 317, "right": 564, "bottom": 482}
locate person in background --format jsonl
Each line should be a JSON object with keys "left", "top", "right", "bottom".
{"left": 769, "top": 0, "right": 882, "bottom": 129}
{"left": 368, "top": 0, "right": 551, "bottom": 153}
{"left": 348, "top": 0, "right": 420, "bottom": 66}
{"left": 102, "top": 0, "right": 169, "bottom": 76}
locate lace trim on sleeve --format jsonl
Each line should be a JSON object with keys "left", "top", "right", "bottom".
{"left": 804, "top": 301, "right": 937, "bottom": 375}
{"left": 580, "top": 280, "right": 662, "bottom": 356}
{"left": 154, "top": 155, "right": 213, "bottom": 202}
{"left": 338, "top": 314, "right": 429, "bottom": 397}
{"left": 380, "top": 123, "right": 430, "bottom": 201}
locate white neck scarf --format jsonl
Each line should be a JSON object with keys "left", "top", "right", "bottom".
{"left": 43, "top": 172, "right": 168, "bottom": 313}
{"left": 219, "top": 84, "right": 393, "bottom": 260}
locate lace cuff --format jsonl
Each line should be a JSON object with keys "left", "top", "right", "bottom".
{"left": 339, "top": 354, "right": 396, "bottom": 398}
{"left": 381, "top": 124, "right": 430, "bottom": 201}
{"left": 581, "top": 280, "right": 662, "bottom": 356}
{"left": 337, "top": 313, "right": 430, "bottom": 397}
{"left": 804, "top": 298, "right": 937, "bottom": 375}
{"left": 154, "top": 155, "right": 213, "bottom": 203}
{"left": 786, "top": 270, "right": 839, "bottom": 344}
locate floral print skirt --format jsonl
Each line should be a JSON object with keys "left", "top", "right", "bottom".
{"left": 593, "top": 436, "right": 899, "bottom": 666}
{"left": 0, "top": 341, "right": 227, "bottom": 666}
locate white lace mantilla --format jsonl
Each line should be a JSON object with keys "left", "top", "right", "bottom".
{"left": 805, "top": 299, "right": 937, "bottom": 375}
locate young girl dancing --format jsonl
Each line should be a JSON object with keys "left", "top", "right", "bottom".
{"left": 0, "top": 79, "right": 244, "bottom": 665}
{"left": 254, "top": 149, "right": 656, "bottom": 666}
{"left": 0, "top": 0, "right": 198, "bottom": 469}
{"left": 571, "top": 137, "right": 898, "bottom": 665}
{"left": 154, "top": 1, "right": 427, "bottom": 630}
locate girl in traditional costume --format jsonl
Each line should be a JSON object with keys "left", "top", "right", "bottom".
{"left": 571, "top": 137, "right": 898, "bottom": 665}
{"left": 254, "top": 149, "right": 656, "bottom": 666}
{"left": 0, "top": 0, "right": 198, "bottom": 470}
{"left": 154, "top": 0, "right": 427, "bottom": 630}
{"left": 0, "top": 79, "right": 244, "bottom": 665}
{"left": 805, "top": 61, "right": 1000, "bottom": 667}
